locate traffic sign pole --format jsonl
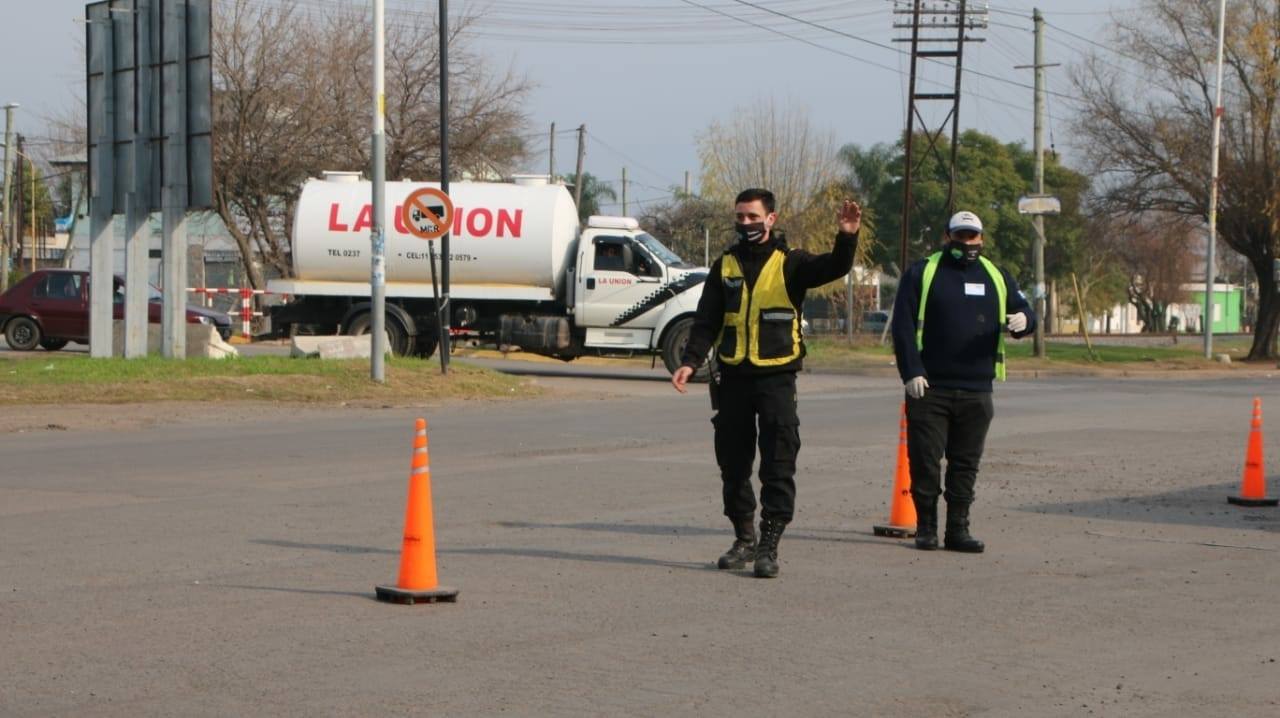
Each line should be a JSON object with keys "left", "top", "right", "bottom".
{"left": 401, "top": 187, "right": 454, "bottom": 374}
{"left": 439, "top": 0, "right": 451, "bottom": 372}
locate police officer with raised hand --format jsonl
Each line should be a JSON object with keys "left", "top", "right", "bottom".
{"left": 891, "top": 210, "right": 1035, "bottom": 553}
{"left": 672, "top": 188, "right": 860, "bottom": 578}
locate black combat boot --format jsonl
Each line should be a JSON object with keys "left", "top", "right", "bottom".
{"left": 716, "top": 514, "right": 757, "bottom": 569}
{"left": 753, "top": 518, "right": 786, "bottom": 578}
{"left": 943, "top": 502, "right": 985, "bottom": 553}
{"left": 914, "top": 497, "right": 939, "bottom": 551}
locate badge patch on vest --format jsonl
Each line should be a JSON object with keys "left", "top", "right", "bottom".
{"left": 965, "top": 282, "right": 986, "bottom": 296}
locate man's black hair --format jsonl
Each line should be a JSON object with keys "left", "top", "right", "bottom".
{"left": 735, "top": 188, "right": 776, "bottom": 214}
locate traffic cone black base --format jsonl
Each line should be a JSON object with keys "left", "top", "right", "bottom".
{"left": 1227, "top": 495, "right": 1279, "bottom": 507}
{"left": 375, "top": 585, "right": 459, "bottom": 605}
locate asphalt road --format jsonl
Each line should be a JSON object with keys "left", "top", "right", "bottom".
{"left": 2, "top": 372, "right": 1279, "bottom": 716}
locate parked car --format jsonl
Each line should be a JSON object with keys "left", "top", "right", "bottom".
{"left": 862, "top": 310, "right": 889, "bottom": 334}
{"left": 0, "top": 269, "right": 232, "bottom": 351}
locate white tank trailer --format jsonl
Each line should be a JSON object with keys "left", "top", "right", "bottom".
{"left": 268, "top": 173, "right": 710, "bottom": 377}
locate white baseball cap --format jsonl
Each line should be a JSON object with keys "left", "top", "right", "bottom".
{"left": 948, "top": 211, "right": 983, "bottom": 234}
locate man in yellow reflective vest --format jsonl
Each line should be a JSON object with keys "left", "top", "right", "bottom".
{"left": 672, "top": 188, "right": 861, "bottom": 578}
{"left": 890, "top": 210, "right": 1036, "bottom": 553}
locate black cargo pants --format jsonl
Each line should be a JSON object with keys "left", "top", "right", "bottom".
{"left": 905, "top": 387, "right": 994, "bottom": 507}
{"left": 711, "top": 371, "right": 801, "bottom": 523}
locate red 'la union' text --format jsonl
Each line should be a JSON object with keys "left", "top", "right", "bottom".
{"left": 327, "top": 203, "right": 524, "bottom": 238}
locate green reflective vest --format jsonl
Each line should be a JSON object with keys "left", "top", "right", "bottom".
{"left": 916, "top": 252, "right": 1008, "bottom": 381}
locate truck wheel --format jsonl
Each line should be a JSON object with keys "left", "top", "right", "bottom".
{"left": 662, "top": 317, "right": 711, "bottom": 383}
{"left": 412, "top": 326, "right": 439, "bottom": 359}
{"left": 39, "top": 338, "right": 69, "bottom": 352}
{"left": 5, "top": 317, "right": 42, "bottom": 351}
{"left": 345, "top": 313, "right": 415, "bottom": 357}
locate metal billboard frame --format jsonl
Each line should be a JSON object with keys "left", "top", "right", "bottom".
{"left": 84, "top": 0, "right": 212, "bottom": 358}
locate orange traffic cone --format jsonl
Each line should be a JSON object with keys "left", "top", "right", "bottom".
{"left": 1228, "top": 397, "right": 1278, "bottom": 507}
{"left": 873, "top": 403, "right": 918, "bottom": 537}
{"left": 376, "top": 419, "right": 459, "bottom": 604}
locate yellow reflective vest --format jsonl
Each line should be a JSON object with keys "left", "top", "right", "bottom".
{"left": 717, "top": 250, "right": 803, "bottom": 366}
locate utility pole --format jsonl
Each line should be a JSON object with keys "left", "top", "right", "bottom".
{"left": 573, "top": 124, "right": 586, "bottom": 212}
{"left": 621, "top": 167, "right": 628, "bottom": 216}
{"left": 1014, "top": 9, "right": 1058, "bottom": 357}
{"left": 1, "top": 103, "right": 15, "bottom": 292}
{"left": 14, "top": 135, "right": 23, "bottom": 271}
{"left": 548, "top": 122, "right": 555, "bottom": 181}
{"left": 29, "top": 154, "right": 36, "bottom": 272}
{"left": 1205, "top": 0, "right": 1227, "bottom": 358}
{"left": 684, "top": 170, "right": 691, "bottom": 196}
{"left": 1032, "top": 8, "right": 1047, "bottom": 357}
{"left": 703, "top": 225, "right": 709, "bottom": 267}
{"left": 370, "top": 0, "right": 387, "bottom": 382}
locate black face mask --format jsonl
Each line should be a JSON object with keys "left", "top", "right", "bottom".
{"left": 734, "top": 222, "right": 768, "bottom": 244}
{"left": 947, "top": 240, "right": 982, "bottom": 264}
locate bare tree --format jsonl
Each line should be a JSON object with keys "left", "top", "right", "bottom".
{"left": 1072, "top": 0, "right": 1280, "bottom": 358}
{"left": 1107, "top": 214, "right": 1197, "bottom": 332}
{"left": 635, "top": 193, "right": 727, "bottom": 265}
{"left": 211, "top": 0, "right": 532, "bottom": 289}
{"left": 695, "top": 99, "right": 867, "bottom": 308}
{"left": 697, "top": 99, "right": 846, "bottom": 253}
{"left": 1066, "top": 214, "right": 1129, "bottom": 325}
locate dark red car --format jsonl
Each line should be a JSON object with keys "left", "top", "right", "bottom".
{"left": 0, "top": 269, "right": 232, "bottom": 351}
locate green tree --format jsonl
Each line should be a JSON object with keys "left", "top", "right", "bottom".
{"left": 842, "top": 130, "right": 1090, "bottom": 293}
{"left": 564, "top": 172, "right": 616, "bottom": 223}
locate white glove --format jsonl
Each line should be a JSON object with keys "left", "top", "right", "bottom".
{"left": 905, "top": 376, "right": 929, "bottom": 399}
{"left": 1007, "top": 312, "right": 1028, "bottom": 333}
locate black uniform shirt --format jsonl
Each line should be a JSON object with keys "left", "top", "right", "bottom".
{"left": 891, "top": 251, "right": 1036, "bottom": 392}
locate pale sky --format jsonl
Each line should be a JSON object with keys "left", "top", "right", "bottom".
{"left": 2, "top": 0, "right": 1136, "bottom": 211}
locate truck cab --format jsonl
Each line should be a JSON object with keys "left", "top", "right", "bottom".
{"left": 570, "top": 216, "right": 709, "bottom": 375}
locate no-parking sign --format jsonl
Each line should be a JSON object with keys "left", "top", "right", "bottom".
{"left": 401, "top": 187, "right": 454, "bottom": 240}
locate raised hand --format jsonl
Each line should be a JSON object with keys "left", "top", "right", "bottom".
{"left": 838, "top": 200, "right": 863, "bottom": 234}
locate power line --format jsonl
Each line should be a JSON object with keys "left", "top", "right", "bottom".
{"left": 720, "top": 0, "right": 1084, "bottom": 101}
{"left": 585, "top": 130, "right": 682, "bottom": 188}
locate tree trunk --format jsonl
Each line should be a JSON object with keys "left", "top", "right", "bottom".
{"left": 215, "top": 190, "right": 266, "bottom": 291}
{"left": 1248, "top": 259, "right": 1279, "bottom": 360}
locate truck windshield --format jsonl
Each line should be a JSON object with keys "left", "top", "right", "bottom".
{"left": 635, "top": 233, "right": 693, "bottom": 268}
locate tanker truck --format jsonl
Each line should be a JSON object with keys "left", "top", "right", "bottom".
{"left": 267, "top": 174, "right": 711, "bottom": 378}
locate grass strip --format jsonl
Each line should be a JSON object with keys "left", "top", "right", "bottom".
{"left": 0, "top": 355, "right": 538, "bottom": 405}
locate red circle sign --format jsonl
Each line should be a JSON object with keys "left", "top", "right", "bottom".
{"left": 401, "top": 187, "right": 454, "bottom": 240}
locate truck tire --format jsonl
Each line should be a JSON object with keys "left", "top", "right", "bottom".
{"left": 412, "top": 325, "right": 439, "bottom": 359}
{"left": 39, "top": 338, "right": 69, "bottom": 352}
{"left": 4, "top": 316, "right": 41, "bottom": 351}
{"left": 661, "top": 316, "right": 711, "bottom": 383}
{"left": 345, "top": 312, "right": 415, "bottom": 357}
